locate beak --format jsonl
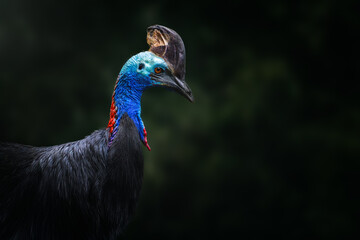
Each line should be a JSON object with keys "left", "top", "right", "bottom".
{"left": 172, "top": 76, "right": 194, "bottom": 102}
{"left": 150, "top": 70, "right": 194, "bottom": 102}
{"left": 147, "top": 25, "right": 194, "bottom": 102}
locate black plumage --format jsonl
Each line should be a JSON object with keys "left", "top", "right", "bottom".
{"left": 0, "top": 114, "right": 143, "bottom": 239}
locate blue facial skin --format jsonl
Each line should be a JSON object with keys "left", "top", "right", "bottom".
{"left": 110, "top": 51, "right": 168, "bottom": 145}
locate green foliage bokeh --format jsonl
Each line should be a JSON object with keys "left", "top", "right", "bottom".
{"left": 0, "top": 0, "right": 359, "bottom": 238}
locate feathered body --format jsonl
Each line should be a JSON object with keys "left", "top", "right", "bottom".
{"left": 0, "top": 26, "right": 192, "bottom": 240}
{"left": 0, "top": 115, "right": 142, "bottom": 239}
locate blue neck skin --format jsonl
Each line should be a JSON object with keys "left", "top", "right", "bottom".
{"left": 112, "top": 73, "right": 147, "bottom": 143}
{"left": 108, "top": 52, "right": 167, "bottom": 150}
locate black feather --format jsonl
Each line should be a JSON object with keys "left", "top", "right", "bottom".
{"left": 0, "top": 114, "right": 143, "bottom": 240}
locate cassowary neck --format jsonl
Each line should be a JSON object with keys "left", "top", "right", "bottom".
{"left": 107, "top": 74, "right": 150, "bottom": 150}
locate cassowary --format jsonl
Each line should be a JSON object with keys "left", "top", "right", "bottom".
{"left": 0, "top": 25, "right": 193, "bottom": 240}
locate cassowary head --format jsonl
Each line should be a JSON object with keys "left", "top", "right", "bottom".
{"left": 118, "top": 25, "right": 193, "bottom": 102}
{"left": 108, "top": 25, "right": 193, "bottom": 150}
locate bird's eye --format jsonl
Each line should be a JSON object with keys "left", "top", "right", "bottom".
{"left": 138, "top": 63, "right": 145, "bottom": 70}
{"left": 154, "top": 67, "right": 164, "bottom": 74}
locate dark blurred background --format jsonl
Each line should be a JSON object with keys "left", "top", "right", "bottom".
{"left": 0, "top": 0, "right": 359, "bottom": 238}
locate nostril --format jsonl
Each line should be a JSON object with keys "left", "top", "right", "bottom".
{"left": 138, "top": 63, "right": 145, "bottom": 70}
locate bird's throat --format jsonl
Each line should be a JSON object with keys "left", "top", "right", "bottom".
{"left": 107, "top": 77, "right": 150, "bottom": 151}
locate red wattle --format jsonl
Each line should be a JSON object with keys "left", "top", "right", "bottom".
{"left": 107, "top": 97, "right": 116, "bottom": 134}
{"left": 143, "top": 128, "right": 151, "bottom": 151}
